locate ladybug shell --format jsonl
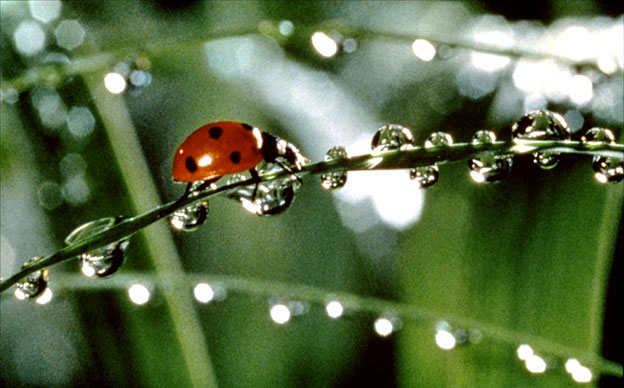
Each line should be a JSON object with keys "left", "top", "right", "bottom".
{"left": 172, "top": 121, "right": 264, "bottom": 182}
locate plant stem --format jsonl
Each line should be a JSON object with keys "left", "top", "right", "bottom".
{"left": 3, "top": 20, "right": 622, "bottom": 95}
{"left": 48, "top": 271, "right": 624, "bottom": 377}
{"left": 0, "top": 139, "right": 622, "bottom": 294}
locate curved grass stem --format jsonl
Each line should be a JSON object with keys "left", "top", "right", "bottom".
{"left": 46, "top": 271, "right": 624, "bottom": 377}
{"left": 3, "top": 19, "right": 622, "bottom": 95}
{"left": 1, "top": 139, "right": 622, "bottom": 294}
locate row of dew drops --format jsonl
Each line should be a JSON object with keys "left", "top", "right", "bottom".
{"left": 14, "top": 110, "right": 624, "bottom": 299}
{"left": 15, "top": 271, "right": 597, "bottom": 384}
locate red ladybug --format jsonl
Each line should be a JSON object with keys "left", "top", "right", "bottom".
{"left": 173, "top": 120, "right": 305, "bottom": 194}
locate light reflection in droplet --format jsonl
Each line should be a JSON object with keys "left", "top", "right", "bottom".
{"left": 311, "top": 32, "right": 338, "bottom": 58}
{"left": 193, "top": 283, "right": 214, "bottom": 303}
{"left": 54, "top": 19, "right": 85, "bottom": 50}
{"left": 35, "top": 287, "right": 53, "bottom": 305}
{"left": 325, "top": 300, "right": 344, "bottom": 319}
{"left": 525, "top": 354, "right": 547, "bottom": 374}
{"left": 374, "top": 318, "right": 394, "bottom": 337}
{"left": 104, "top": 72, "right": 127, "bottom": 94}
{"left": 29, "top": 0, "right": 62, "bottom": 23}
{"left": 14, "top": 20, "right": 46, "bottom": 56}
{"left": 270, "top": 303, "right": 291, "bottom": 324}
{"left": 128, "top": 284, "right": 150, "bottom": 305}
{"left": 412, "top": 39, "right": 436, "bottom": 62}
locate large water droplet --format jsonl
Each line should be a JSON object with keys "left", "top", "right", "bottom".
{"left": 14, "top": 257, "right": 49, "bottom": 300}
{"left": 321, "top": 146, "right": 348, "bottom": 190}
{"left": 229, "top": 173, "right": 299, "bottom": 217}
{"left": 581, "top": 127, "right": 624, "bottom": 184}
{"left": 512, "top": 110, "right": 570, "bottom": 169}
{"left": 227, "top": 139, "right": 305, "bottom": 216}
{"left": 371, "top": 124, "right": 414, "bottom": 153}
{"left": 468, "top": 130, "right": 512, "bottom": 183}
{"left": 65, "top": 217, "right": 130, "bottom": 278}
{"left": 170, "top": 202, "right": 209, "bottom": 231}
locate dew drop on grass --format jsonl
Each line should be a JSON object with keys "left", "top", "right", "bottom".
{"left": 227, "top": 139, "right": 305, "bottom": 216}
{"left": 14, "top": 257, "right": 49, "bottom": 300}
{"left": 321, "top": 145, "right": 348, "bottom": 190}
{"left": 581, "top": 127, "right": 624, "bottom": 184}
{"left": 512, "top": 110, "right": 570, "bottom": 170}
{"left": 170, "top": 202, "right": 209, "bottom": 231}
{"left": 424, "top": 131, "right": 453, "bottom": 148}
{"left": 409, "top": 132, "right": 452, "bottom": 188}
{"left": 371, "top": 124, "right": 414, "bottom": 152}
{"left": 65, "top": 217, "right": 130, "bottom": 278}
{"left": 410, "top": 165, "right": 439, "bottom": 188}
{"left": 468, "top": 130, "right": 512, "bottom": 183}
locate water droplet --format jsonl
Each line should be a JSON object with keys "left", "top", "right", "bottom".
{"left": 512, "top": 110, "right": 570, "bottom": 169}
{"left": 321, "top": 146, "right": 348, "bottom": 190}
{"left": 410, "top": 165, "right": 439, "bottom": 188}
{"left": 228, "top": 140, "right": 305, "bottom": 216}
{"left": 230, "top": 175, "right": 299, "bottom": 217}
{"left": 170, "top": 201, "right": 209, "bottom": 231}
{"left": 408, "top": 132, "right": 452, "bottom": 188}
{"left": 468, "top": 130, "right": 512, "bottom": 183}
{"left": 424, "top": 132, "right": 454, "bottom": 148}
{"left": 65, "top": 217, "right": 129, "bottom": 278}
{"left": 371, "top": 124, "right": 414, "bottom": 153}
{"left": 14, "top": 257, "right": 49, "bottom": 300}
{"left": 581, "top": 128, "right": 624, "bottom": 184}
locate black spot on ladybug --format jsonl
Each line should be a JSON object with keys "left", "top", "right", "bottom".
{"left": 229, "top": 151, "right": 241, "bottom": 164}
{"left": 208, "top": 126, "right": 223, "bottom": 139}
{"left": 241, "top": 123, "right": 253, "bottom": 131}
{"left": 185, "top": 156, "right": 198, "bottom": 172}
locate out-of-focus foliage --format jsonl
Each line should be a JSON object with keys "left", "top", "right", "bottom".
{"left": 1, "top": 1, "right": 622, "bottom": 387}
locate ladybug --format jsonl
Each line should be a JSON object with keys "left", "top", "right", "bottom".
{"left": 173, "top": 120, "right": 306, "bottom": 196}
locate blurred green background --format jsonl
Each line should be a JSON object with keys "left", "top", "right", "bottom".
{"left": 1, "top": 1, "right": 622, "bottom": 387}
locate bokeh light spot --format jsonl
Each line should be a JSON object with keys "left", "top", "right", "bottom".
{"left": 193, "top": 283, "right": 215, "bottom": 303}
{"left": 312, "top": 32, "right": 338, "bottom": 57}
{"left": 128, "top": 284, "right": 150, "bottom": 305}
{"left": 14, "top": 20, "right": 46, "bottom": 56}
{"left": 55, "top": 19, "right": 85, "bottom": 50}
{"left": 270, "top": 304, "right": 291, "bottom": 324}
{"left": 104, "top": 72, "right": 127, "bottom": 94}
{"left": 29, "top": 0, "right": 61, "bottom": 23}
{"left": 66, "top": 106, "right": 95, "bottom": 138}
{"left": 412, "top": 39, "right": 436, "bottom": 61}
{"left": 325, "top": 300, "right": 344, "bottom": 319}
{"left": 374, "top": 318, "right": 394, "bottom": 337}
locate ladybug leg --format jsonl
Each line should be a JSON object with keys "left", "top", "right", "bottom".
{"left": 249, "top": 168, "right": 260, "bottom": 201}
{"left": 275, "top": 160, "right": 303, "bottom": 183}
